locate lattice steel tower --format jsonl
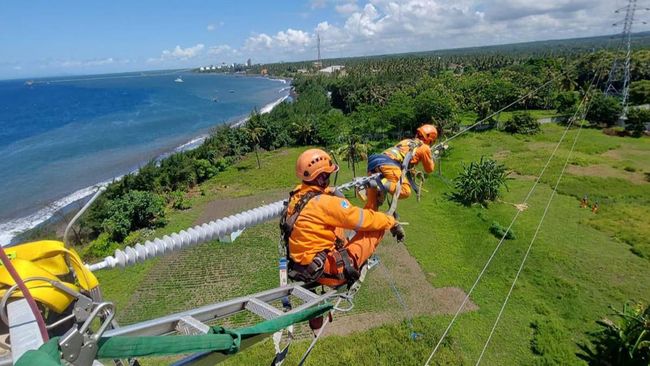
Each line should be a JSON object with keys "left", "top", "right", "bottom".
{"left": 605, "top": 0, "right": 648, "bottom": 119}
{"left": 317, "top": 32, "right": 321, "bottom": 65}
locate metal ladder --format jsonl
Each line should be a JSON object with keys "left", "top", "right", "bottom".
{"left": 103, "top": 283, "right": 334, "bottom": 338}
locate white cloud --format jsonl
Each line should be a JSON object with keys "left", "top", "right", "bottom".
{"left": 244, "top": 29, "right": 313, "bottom": 52}
{"left": 335, "top": 2, "right": 359, "bottom": 14}
{"left": 13, "top": 65, "right": 22, "bottom": 70}
{"left": 58, "top": 58, "right": 118, "bottom": 68}
{"left": 245, "top": 34, "right": 274, "bottom": 50}
{"left": 311, "top": 0, "right": 328, "bottom": 9}
{"left": 238, "top": 0, "right": 628, "bottom": 63}
{"left": 208, "top": 44, "right": 240, "bottom": 57}
{"left": 149, "top": 44, "right": 205, "bottom": 63}
{"left": 207, "top": 24, "right": 216, "bottom": 31}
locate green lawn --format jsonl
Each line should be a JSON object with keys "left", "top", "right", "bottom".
{"left": 97, "top": 122, "right": 650, "bottom": 365}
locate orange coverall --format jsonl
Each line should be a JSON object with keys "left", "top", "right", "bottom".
{"left": 366, "top": 139, "right": 435, "bottom": 208}
{"left": 287, "top": 184, "right": 395, "bottom": 286}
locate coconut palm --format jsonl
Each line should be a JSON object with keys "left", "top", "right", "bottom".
{"left": 336, "top": 134, "right": 369, "bottom": 179}
{"left": 244, "top": 125, "right": 265, "bottom": 169}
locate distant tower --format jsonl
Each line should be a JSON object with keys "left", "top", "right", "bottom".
{"left": 314, "top": 32, "right": 322, "bottom": 69}
{"left": 605, "top": 0, "right": 648, "bottom": 120}
{"left": 247, "top": 58, "right": 252, "bottom": 67}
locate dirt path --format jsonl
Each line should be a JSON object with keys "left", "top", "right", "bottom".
{"left": 121, "top": 190, "right": 478, "bottom": 336}
{"left": 195, "top": 189, "right": 287, "bottom": 225}
{"left": 325, "top": 239, "right": 477, "bottom": 336}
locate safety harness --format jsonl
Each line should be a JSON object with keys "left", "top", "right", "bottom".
{"left": 367, "top": 139, "right": 424, "bottom": 198}
{"left": 279, "top": 190, "right": 360, "bottom": 285}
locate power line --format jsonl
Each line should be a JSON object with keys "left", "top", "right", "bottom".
{"left": 474, "top": 81, "right": 598, "bottom": 366}
{"left": 423, "top": 71, "right": 600, "bottom": 366}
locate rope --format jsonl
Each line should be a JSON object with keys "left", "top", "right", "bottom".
{"left": 474, "top": 72, "right": 602, "bottom": 365}
{"left": 297, "top": 297, "right": 343, "bottom": 366}
{"left": 423, "top": 71, "right": 600, "bottom": 366}
{"left": 378, "top": 256, "right": 420, "bottom": 340}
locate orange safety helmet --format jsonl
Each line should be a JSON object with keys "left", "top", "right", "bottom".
{"left": 295, "top": 148, "right": 339, "bottom": 182}
{"left": 416, "top": 124, "right": 438, "bottom": 145}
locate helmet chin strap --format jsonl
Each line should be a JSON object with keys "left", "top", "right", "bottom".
{"left": 304, "top": 173, "right": 330, "bottom": 189}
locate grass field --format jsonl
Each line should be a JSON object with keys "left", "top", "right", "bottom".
{"left": 97, "top": 122, "right": 649, "bottom": 365}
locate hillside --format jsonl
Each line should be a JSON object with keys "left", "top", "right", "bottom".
{"left": 96, "top": 122, "right": 650, "bottom": 365}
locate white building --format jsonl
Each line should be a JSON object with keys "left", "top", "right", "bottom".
{"left": 319, "top": 65, "right": 345, "bottom": 74}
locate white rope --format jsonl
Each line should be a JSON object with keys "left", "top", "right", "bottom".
{"left": 474, "top": 71, "right": 603, "bottom": 365}
{"left": 297, "top": 297, "right": 343, "bottom": 366}
{"left": 423, "top": 72, "right": 599, "bottom": 366}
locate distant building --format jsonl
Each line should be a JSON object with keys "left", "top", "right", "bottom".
{"left": 260, "top": 68, "right": 268, "bottom": 76}
{"left": 319, "top": 65, "right": 345, "bottom": 74}
{"left": 297, "top": 69, "right": 308, "bottom": 74}
{"left": 247, "top": 58, "right": 252, "bottom": 67}
{"left": 199, "top": 67, "right": 205, "bottom": 71}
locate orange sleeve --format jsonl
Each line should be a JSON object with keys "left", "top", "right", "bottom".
{"left": 317, "top": 195, "right": 395, "bottom": 231}
{"left": 416, "top": 145, "right": 435, "bottom": 173}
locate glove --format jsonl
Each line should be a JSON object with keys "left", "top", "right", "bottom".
{"left": 390, "top": 223, "right": 405, "bottom": 244}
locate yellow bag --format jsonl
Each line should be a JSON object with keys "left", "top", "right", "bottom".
{"left": 0, "top": 241, "right": 99, "bottom": 314}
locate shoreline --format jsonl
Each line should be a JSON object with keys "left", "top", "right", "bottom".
{"left": 0, "top": 86, "right": 291, "bottom": 246}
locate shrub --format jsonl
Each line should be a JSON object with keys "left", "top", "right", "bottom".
{"left": 625, "top": 108, "right": 650, "bottom": 137}
{"left": 555, "top": 91, "right": 580, "bottom": 115}
{"left": 503, "top": 111, "right": 540, "bottom": 135}
{"left": 82, "top": 232, "right": 118, "bottom": 259}
{"left": 489, "top": 221, "right": 516, "bottom": 240}
{"left": 102, "top": 191, "right": 166, "bottom": 242}
{"left": 194, "top": 159, "right": 218, "bottom": 181}
{"left": 587, "top": 92, "right": 623, "bottom": 127}
{"left": 579, "top": 302, "right": 650, "bottom": 365}
{"left": 629, "top": 80, "right": 650, "bottom": 105}
{"left": 452, "top": 157, "right": 509, "bottom": 206}
{"left": 168, "top": 190, "right": 191, "bottom": 210}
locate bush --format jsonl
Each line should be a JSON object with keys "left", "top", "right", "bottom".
{"left": 579, "top": 302, "right": 650, "bottom": 365}
{"left": 503, "top": 111, "right": 540, "bottom": 135}
{"left": 102, "top": 191, "right": 167, "bottom": 242}
{"left": 555, "top": 91, "right": 580, "bottom": 116}
{"left": 194, "top": 159, "right": 218, "bottom": 181}
{"left": 625, "top": 108, "right": 650, "bottom": 137}
{"left": 629, "top": 80, "right": 650, "bottom": 105}
{"left": 168, "top": 190, "right": 191, "bottom": 210}
{"left": 489, "top": 221, "right": 516, "bottom": 240}
{"left": 587, "top": 92, "right": 623, "bottom": 127}
{"left": 452, "top": 157, "right": 509, "bottom": 206}
{"left": 81, "top": 232, "right": 118, "bottom": 259}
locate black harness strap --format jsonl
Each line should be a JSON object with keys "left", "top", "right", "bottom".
{"left": 280, "top": 191, "right": 359, "bottom": 284}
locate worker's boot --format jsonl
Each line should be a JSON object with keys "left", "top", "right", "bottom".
{"left": 308, "top": 312, "right": 333, "bottom": 334}
{"left": 391, "top": 223, "right": 405, "bottom": 244}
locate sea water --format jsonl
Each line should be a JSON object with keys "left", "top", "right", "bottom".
{"left": 0, "top": 71, "right": 289, "bottom": 245}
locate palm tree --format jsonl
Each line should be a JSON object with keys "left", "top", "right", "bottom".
{"left": 244, "top": 126, "right": 265, "bottom": 169}
{"left": 336, "top": 134, "right": 369, "bottom": 179}
{"left": 292, "top": 118, "right": 315, "bottom": 145}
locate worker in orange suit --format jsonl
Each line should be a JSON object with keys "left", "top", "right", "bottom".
{"left": 365, "top": 124, "right": 438, "bottom": 209}
{"left": 281, "top": 148, "right": 398, "bottom": 288}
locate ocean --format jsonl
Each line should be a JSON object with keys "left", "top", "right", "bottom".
{"left": 0, "top": 71, "right": 290, "bottom": 245}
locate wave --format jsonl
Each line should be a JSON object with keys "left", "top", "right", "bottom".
{"left": 268, "top": 78, "right": 287, "bottom": 84}
{"left": 0, "top": 179, "right": 114, "bottom": 246}
{"left": 0, "top": 92, "right": 290, "bottom": 246}
{"left": 231, "top": 94, "right": 289, "bottom": 128}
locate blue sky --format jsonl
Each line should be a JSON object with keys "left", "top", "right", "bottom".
{"left": 1, "top": 0, "right": 644, "bottom": 79}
